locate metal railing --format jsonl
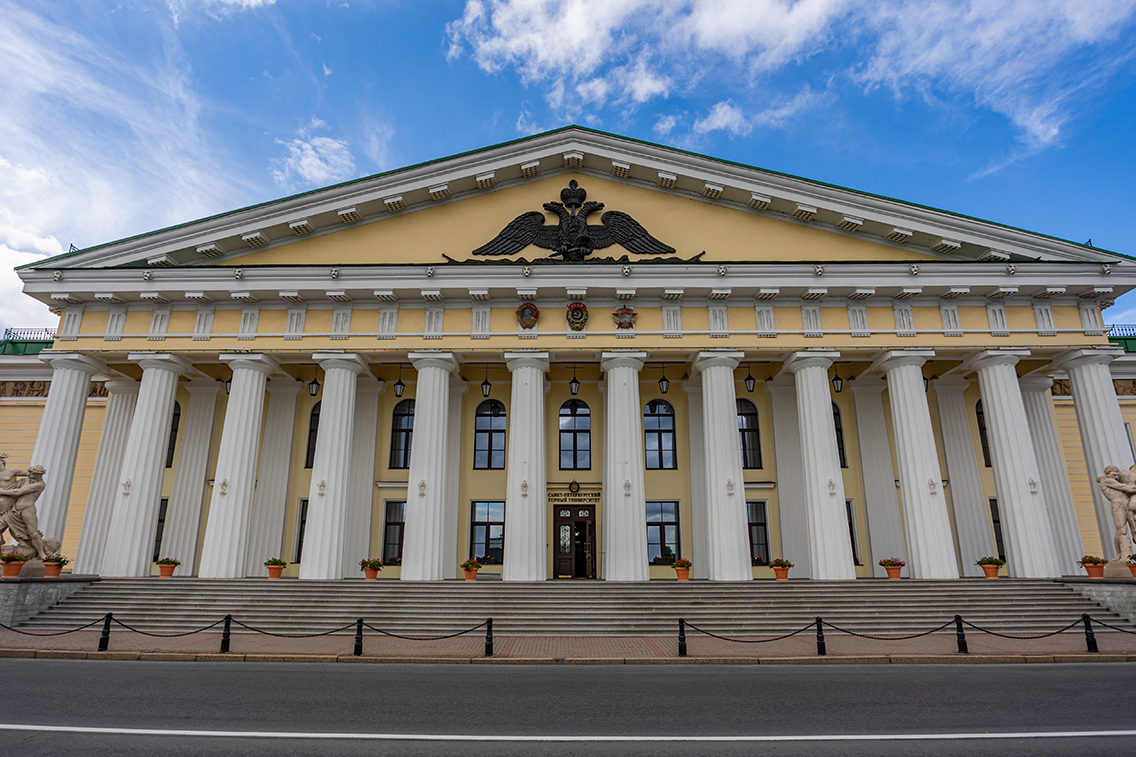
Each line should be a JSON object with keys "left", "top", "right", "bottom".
{"left": 2, "top": 328, "right": 56, "bottom": 341}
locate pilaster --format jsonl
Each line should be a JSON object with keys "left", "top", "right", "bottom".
{"left": 502, "top": 352, "right": 550, "bottom": 581}
{"left": 849, "top": 375, "right": 907, "bottom": 577}
{"left": 342, "top": 374, "right": 383, "bottom": 577}
{"left": 766, "top": 374, "right": 810, "bottom": 577}
{"left": 443, "top": 374, "right": 468, "bottom": 580}
{"left": 681, "top": 376, "right": 709, "bottom": 580}
{"left": 600, "top": 351, "right": 649, "bottom": 581}
{"left": 244, "top": 378, "right": 302, "bottom": 575}
{"left": 160, "top": 379, "right": 221, "bottom": 571}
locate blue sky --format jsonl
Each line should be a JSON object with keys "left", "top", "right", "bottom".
{"left": 2, "top": 0, "right": 1136, "bottom": 329}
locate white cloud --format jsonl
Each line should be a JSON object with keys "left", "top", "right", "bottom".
{"left": 271, "top": 135, "right": 356, "bottom": 189}
{"left": 1104, "top": 295, "right": 1136, "bottom": 326}
{"left": 654, "top": 114, "right": 679, "bottom": 135}
{"left": 167, "top": 0, "right": 276, "bottom": 25}
{"left": 360, "top": 119, "right": 396, "bottom": 172}
{"left": 694, "top": 101, "right": 751, "bottom": 136}
{"left": 323, "top": 62, "right": 333, "bottom": 76}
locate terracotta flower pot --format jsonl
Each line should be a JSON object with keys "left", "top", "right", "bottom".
{"left": 44, "top": 562, "right": 63, "bottom": 578}
{"left": 884, "top": 565, "right": 903, "bottom": 580}
{"left": 1084, "top": 563, "right": 1105, "bottom": 579}
{"left": 772, "top": 566, "right": 789, "bottom": 581}
{"left": 158, "top": 563, "right": 176, "bottom": 578}
{"left": 981, "top": 564, "right": 1000, "bottom": 579}
{"left": 266, "top": 565, "right": 284, "bottom": 579}
{"left": 1, "top": 562, "right": 24, "bottom": 578}
{"left": 464, "top": 568, "right": 480, "bottom": 582}
{"left": 674, "top": 567, "right": 690, "bottom": 582}
{"left": 1128, "top": 563, "right": 1136, "bottom": 579}
{"left": 364, "top": 567, "right": 379, "bottom": 581}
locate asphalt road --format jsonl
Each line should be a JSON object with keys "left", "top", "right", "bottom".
{"left": 3, "top": 660, "right": 1135, "bottom": 756}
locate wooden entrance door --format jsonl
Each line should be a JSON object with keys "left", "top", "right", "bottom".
{"left": 554, "top": 506, "right": 596, "bottom": 579}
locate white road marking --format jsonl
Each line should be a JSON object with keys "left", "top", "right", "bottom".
{"left": 0, "top": 724, "right": 1133, "bottom": 742}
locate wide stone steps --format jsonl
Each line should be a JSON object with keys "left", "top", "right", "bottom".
{"left": 18, "top": 578, "right": 1132, "bottom": 636}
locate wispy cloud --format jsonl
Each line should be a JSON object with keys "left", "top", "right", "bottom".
{"left": 270, "top": 117, "right": 356, "bottom": 189}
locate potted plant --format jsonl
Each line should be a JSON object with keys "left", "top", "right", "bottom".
{"left": 672, "top": 558, "right": 692, "bottom": 582}
{"left": 1128, "top": 554, "right": 1136, "bottom": 580}
{"left": 43, "top": 553, "right": 69, "bottom": 578}
{"left": 879, "top": 557, "right": 906, "bottom": 580}
{"left": 460, "top": 558, "right": 483, "bottom": 581}
{"left": 264, "top": 557, "right": 287, "bottom": 579}
{"left": 1079, "top": 554, "right": 1107, "bottom": 579}
{"left": 769, "top": 558, "right": 793, "bottom": 581}
{"left": 359, "top": 558, "right": 384, "bottom": 581}
{"left": 0, "top": 553, "right": 27, "bottom": 578}
{"left": 156, "top": 557, "right": 180, "bottom": 578}
{"left": 975, "top": 556, "right": 1005, "bottom": 579}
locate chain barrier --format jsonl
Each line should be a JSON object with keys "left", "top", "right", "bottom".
{"left": 0, "top": 617, "right": 105, "bottom": 637}
{"left": 1084, "top": 615, "right": 1136, "bottom": 635}
{"left": 960, "top": 617, "right": 1083, "bottom": 640}
{"left": 681, "top": 619, "right": 818, "bottom": 645}
{"left": 821, "top": 618, "right": 956, "bottom": 641}
{"left": 361, "top": 620, "right": 488, "bottom": 641}
{"left": 229, "top": 618, "right": 358, "bottom": 638}
{"left": 110, "top": 616, "right": 225, "bottom": 638}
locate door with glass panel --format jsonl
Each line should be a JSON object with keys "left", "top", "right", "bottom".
{"left": 553, "top": 506, "right": 595, "bottom": 578}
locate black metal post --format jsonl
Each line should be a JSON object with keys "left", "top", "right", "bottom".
{"left": 815, "top": 617, "right": 826, "bottom": 656}
{"left": 1082, "top": 613, "right": 1098, "bottom": 653}
{"left": 678, "top": 618, "right": 687, "bottom": 657}
{"left": 485, "top": 618, "right": 493, "bottom": 657}
{"left": 97, "top": 612, "right": 112, "bottom": 652}
{"left": 354, "top": 618, "right": 364, "bottom": 657}
{"left": 220, "top": 614, "right": 232, "bottom": 653}
{"left": 954, "top": 614, "right": 968, "bottom": 654}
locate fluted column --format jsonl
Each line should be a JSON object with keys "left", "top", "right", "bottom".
{"left": 850, "top": 375, "right": 907, "bottom": 577}
{"left": 300, "top": 354, "right": 367, "bottom": 580}
{"left": 965, "top": 351, "right": 1059, "bottom": 577}
{"left": 600, "top": 351, "right": 649, "bottom": 581}
{"left": 693, "top": 352, "right": 752, "bottom": 581}
{"left": 244, "top": 379, "right": 302, "bottom": 575}
{"left": 101, "top": 353, "right": 192, "bottom": 577}
{"left": 198, "top": 355, "right": 277, "bottom": 578}
{"left": 341, "top": 374, "right": 383, "bottom": 577}
{"left": 767, "top": 374, "right": 810, "bottom": 577}
{"left": 932, "top": 376, "right": 996, "bottom": 577}
{"left": 1050, "top": 349, "right": 1133, "bottom": 558}
{"left": 441, "top": 374, "right": 468, "bottom": 580}
{"left": 784, "top": 352, "right": 856, "bottom": 580}
{"left": 1020, "top": 376, "right": 1084, "bottom": 575}
{"left": 503, "top": 352, "right": 550, "bottom": 581}
{"left": 73, "top": 378, "right": 137, "bottom": 575}
{"left": 401, "top": 353, "right": 458, "bottom": 581}
{"left": 31, "top": 353, "right": 106, "bottom": 541}
{"left": 873, "top": 351, "right": 957, "bottom": 578}
{"left": 160, "top": 379, "right": 221, "bottom": 570}
{"left": 681, "top": 376, "right": 710, "bottom": 580}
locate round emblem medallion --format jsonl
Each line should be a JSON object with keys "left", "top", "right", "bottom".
{"left": 566, "top": 302, "right": 589, "bottom": 331}
{"left": 569, "top": 480, "right": 580, "bottom": 493}
{"left": 516, "top": 302, "right": 539, "bottom": 329}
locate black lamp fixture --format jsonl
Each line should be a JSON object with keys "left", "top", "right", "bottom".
{"left": 224, "top": 377, "right": 232, "bottom": 395}
{"left": 569, "top": 364, "right": 580, "bottom": 396}
{"left": 831, "top": 368, "right": 844, "bottom": 394}
{"left": 925, "top": 374, "right": 935, "bottom": 393}
{"left": 393, "top": 365, "right": 405, "bottom": 397}
{"left": 744, "top": 364, "right": 756, "bottom": 393}
{"left": 481, "top": 365, "right": 492, "bottom": 398}
{"left": 658, "top": 365, "right": 670, "bottom": 395}
{"left": 307, "top": 373, "right": 321, "bottom": 397}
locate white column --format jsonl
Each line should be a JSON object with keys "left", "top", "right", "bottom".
{"left": 31, "top": 353, "right": 106, "bottom": 541}
{"left": 101, "top": 353, "right": 192, "bottom": 577}
{"left": 1050, "top": 349, "right": 1134, "bottom": 558}
{"left": 503, "top": 352, "right": 550, "bottom": 581}
{"left": 300, "top": 354, "right": 367, "bottom": 580}
{"left": 767, "top": 374, "right": 810, "bottom": 577}
{"left": 73, "top": 378, "right": 137, "bottom": 575}
{"left": 401, "top": 353, "right": 458, "bottom": 581}
{"left": 245, "top": 379, "right": 302, "bottom": 576}
{"left": 965, "top": 351, "right": 1060, "bottom": 577}
{"left": 600, "top": 351, "right": 649, "bottom": 581}
{"left": 693, "top": 351, "right": 752, "bottom": 581}
{"left": 198, "top": 355, "right": 277, "bottom": 578}
{"left": 160, "top": 379, "right": 221, "bottom": 570}
{"left": 783, "top": 352, "right": 856, "bottom": 580}
{"left": 1020, "top": 376, "right": 1084, "bottom": 575}
{"left": 681, "top": 376, "right": 710, "bottom": 580}
{"left": 341, "top": 374, "right": 383, "bottom": 577}
{"left": 872, "top": 351, "right": 957, "bottom": 579}
{"left": 850, "top": 375, "right": 907, "bottom": 577}
{"left": 442, "top": 374, "right": 468, "bottom": 580}
{"left": 932, "top": 376, "right": 996, "bottom": 577}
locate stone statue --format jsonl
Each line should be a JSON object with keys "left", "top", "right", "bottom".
{"left": 1096, "top": 466, "right": 1136, "bottom": 577}
{"left": 0, "top": 457, "right": 60, "bottom": 575}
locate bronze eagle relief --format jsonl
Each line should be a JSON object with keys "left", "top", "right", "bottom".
{"left": 472, "top": 180, "right": 675, "bottom": 262}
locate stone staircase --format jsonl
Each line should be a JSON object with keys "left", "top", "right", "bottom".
{"left": 16, "top": 578, "right": 1134, "bottom": 637}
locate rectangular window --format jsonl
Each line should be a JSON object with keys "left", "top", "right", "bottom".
{"left": 845, "top": 498, "right": 861, "bottom": 565}
{"left": 746, "top": 500, "right": 769, "bottom": 565}
{"left": 989, "top": 498, "right": 1005, "bottom": 562}
{"left": 294, "top": 498, "right": 309, "bottom": 563}
{"left": 646, "top": 500, "right": 681, "bottom": 564}
{"left": 382, "top": 500, "right": 406, "bottom": 565}
{"left": 152, "top": 498, "right": 169, "bottom": 563}
{"left": 470, "top": 501, "right": 505, "bottom": 563}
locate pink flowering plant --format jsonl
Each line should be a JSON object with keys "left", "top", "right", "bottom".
{"left": 1128, "top": 554, "right": 1136, "bottom": 564}
{"left": 1078, "top": 555, "right": 1107, "bottom": 565}
{"left": 43, "top": 554, "right": 70, "bottom": 566}
{"left": 359, "top": 558, "right": 384, "bottom": 571}
{"left": 460, "top": 557, "right": 483, "bottom": 571}
{"left": 769, "top": 558, "right": 794, "bottom": 569}
{"left": 0, "top": 553, "right": 28, "bottom": 563}
{"left": 672, "top": 559, "right": 692, "bottom": 570}
{"left": 878, "top": 558, "right": 906, "bottom": 567}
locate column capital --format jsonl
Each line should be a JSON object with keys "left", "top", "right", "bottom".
{"left": 692, "top": 350, "right": 745, "bottom": 374}
{"left": 1050, "top": 348, "right": 1123, "bottom": 372}
{"left": 407, "top": 351, "right": 459, "bottom": 374}
{"left": 221, "top": 353, "right": 280, "bottom": 376}
{"left": 504, "top": 351, "right": 550, "bottom": 373}
{"left": 38, "top": 352, "right": 107, "bottom": 375}
{"left": 1018, "top": 375, "right": 1055, "bottom": 393}
{"left": 959, "top": 349, "right": 1030, "bottom": 374}
{"left": 265, "top": 378, "right": 303, "bottom": 397}
{"left": 869, "top": 349, "right": 934, "bottom": 374}
{"left": 782, "top": 350, "right": 839, "bottom": 375}
{"left": 930, "top": 374, "right": 971, "bottom": 394}
{"left": 102, "top": 378, "right": 139, "bottom": 395}
{"left": 357, "top": 373, "right": 386, "bottom": 396}
{"left": 127, "top": 352, "right": 194, "bottom": 375}
{"left": 601, "top": 351, "right": 647, "bottom": 373}
{"left": 680, "top": 375, "right": 703, "bottom": 395}
{"left": 765, "top": 373, "right": 795, "bottom": 390}
{"left": 848, "top": 374, "right": 886, "bottom": 395}
{"left": 314, "top": 352, "right": 369, "bottom": 375}
{"left": 183, "top": 378, "right": 222, "bottom": 396}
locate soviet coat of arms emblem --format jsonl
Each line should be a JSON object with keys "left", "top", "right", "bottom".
{"left": 566, "top": 302, "right": 588, "bottom": 331}
{"left": 613, "top": 307, "right": 637, "bottom": 330}
{"left": 516, "top": 302, "right": 539, "bottom": 329}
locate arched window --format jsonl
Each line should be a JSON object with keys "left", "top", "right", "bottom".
{"left": 474, "top": 400, "right": 507, "bottom": 469}
{"left": 737, "top": 398, "right": 762, "bottom": 469}
{"left": 304, "top": 401, "right": 321, "bottom": 469}
{"left": 165, "top": 401, "right": 181, "bottom": 468}
{"left": 389, "top": 399, "right": 415, "bottom": 469}
{"left": 976, "top": 400, "right": 992, "bottom": 467}
{"left": 644, "top": 399, "right": 677, "bottom": 470}
{"left": 559, "top": 400, "right": 591, "bottom": 470}
{"left": 832, "top": 401, "right": 848, "bottom": 469}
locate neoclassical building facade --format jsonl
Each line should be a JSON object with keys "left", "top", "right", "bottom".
{"left": 7, "top": 126, "right": 1136, "bottom": 581}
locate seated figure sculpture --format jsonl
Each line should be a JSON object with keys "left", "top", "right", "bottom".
{"left": 0, "top": 458, "right": 58, "bottom": 567}
{"left": 1096, "top": 465, "right": 1136, "bottom": 560}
